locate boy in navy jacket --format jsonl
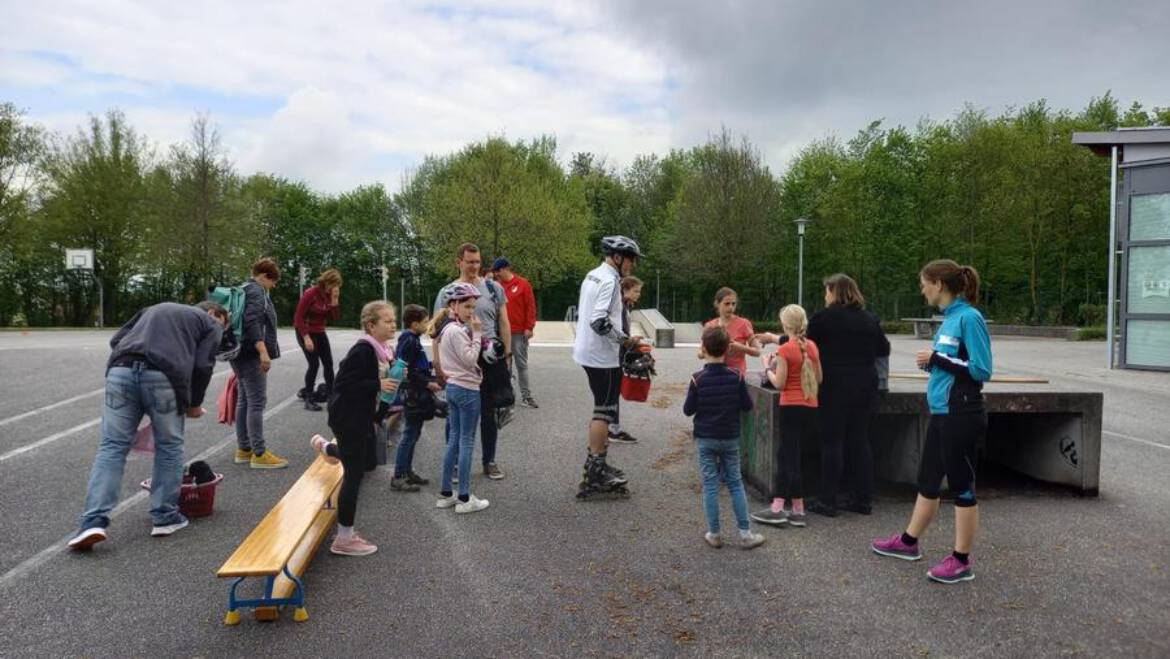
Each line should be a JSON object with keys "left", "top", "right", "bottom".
{"left": 391, "top": 304, "right": 442, "bottom": 491}
{"left": 684, "top": 326, "right": 765, "bottom": 550}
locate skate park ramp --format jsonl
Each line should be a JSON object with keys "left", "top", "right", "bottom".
{"left": 670, "top": 321, "right": 705, "bottom": 344}
{"left": 630, "top": 309, "right": 676, "bottom": 348}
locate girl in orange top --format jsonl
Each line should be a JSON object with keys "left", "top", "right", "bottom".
{"left": 702, "top": 287, "right": 761, "bottom": 377}
{"left": 751, "top": 304, "right": 822, "bottom": 528}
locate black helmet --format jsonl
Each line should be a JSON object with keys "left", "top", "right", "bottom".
{"left": 600, "top": 235, "right": 643, "bottom": 258}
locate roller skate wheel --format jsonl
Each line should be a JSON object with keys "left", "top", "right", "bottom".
{"left": 223, "top": 610, "right": 241, "bottom": 626}
{"left": 293, "top": 607, "right": 310, "bottom": 622}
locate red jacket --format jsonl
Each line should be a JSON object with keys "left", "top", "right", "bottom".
{"left": 501, "top": 274, "right": 536, "bottom": 333}
{"left": 293, "top": 284, "right": 340, "bottom": 336}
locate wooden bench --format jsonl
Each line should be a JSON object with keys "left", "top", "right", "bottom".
{"left": 217, "top": 454, "right": 343, "bottom": 625}
{"left": 902, "top": 316, "right": 994, "bottom": 339}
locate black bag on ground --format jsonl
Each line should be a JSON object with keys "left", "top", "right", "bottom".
{"left": 187, "top": 460, "right": 216, "bottom": 484}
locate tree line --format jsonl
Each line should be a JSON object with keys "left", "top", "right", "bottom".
{"left": 1, "top": 93, "right": 1167, "bottom": 329}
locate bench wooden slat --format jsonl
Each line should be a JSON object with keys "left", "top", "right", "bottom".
{"left": 217, "top": 456, "right": 343, "bottom": 578}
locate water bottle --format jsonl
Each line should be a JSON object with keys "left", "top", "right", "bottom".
{"left": 380, "top": 358, "right": 407, "bottom": 404}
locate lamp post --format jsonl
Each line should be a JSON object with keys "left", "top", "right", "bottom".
{"left": 794, "top": 217, "right": 810, "bottom": 307}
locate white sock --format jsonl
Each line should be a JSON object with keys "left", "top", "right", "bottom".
{"left": 337, "top": 525, "right": 354, "bottom": 541}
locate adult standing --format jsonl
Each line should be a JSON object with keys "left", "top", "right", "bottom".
{"left": 433, "top": 243, "right": 511, "bottom": 481}
{"left": 293, "top": 268, "right": 342, "bottom": 411}
{"left": 805, "top": 273, "right": 890, "bottom": 516}
{"left": 872, "top": 260, "right": 991, "bottom": 584}
{"left": 572, "top": 235, "right": 645, "bottom": 497}
{"left": 68, "top": 301, "right": 228, "bottom": 549}
{"left": 232, "top": 257, "right": 286, "bottom": 469}
{"left": 703, "top": 287, "right": 761, "bottom": 377}
{"left": 492, "top": 257, "right": 539, "bottom": 409}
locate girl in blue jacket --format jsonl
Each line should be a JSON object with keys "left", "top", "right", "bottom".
{"left": 872, "top": 260, "right": 992, "bottom": 584}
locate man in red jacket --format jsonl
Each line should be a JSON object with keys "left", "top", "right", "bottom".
{"left": 492, "top": 258, "right": 538, "bottom": 408}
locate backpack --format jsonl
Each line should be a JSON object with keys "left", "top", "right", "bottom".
{"left": 207, "top": 284, "right": 247, "bottom": 360}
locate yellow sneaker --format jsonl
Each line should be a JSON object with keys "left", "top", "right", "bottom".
{"left": 250, "top": 451, "right": 289, "bottom": 469}
{"left": 233, "top": 449, "right": 253, "bottom": 464}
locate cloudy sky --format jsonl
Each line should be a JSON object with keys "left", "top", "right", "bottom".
{"left": 2, "top": 0, "right": 1167, "bottom": 192}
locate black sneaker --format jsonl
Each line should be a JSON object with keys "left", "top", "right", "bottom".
{"left": 521, "top": 397, "right": 539, "bottom": 409}
{"left": 608, "top": 431, "right": 637, "bottom": 444}
{"left": 390, "top": 477, "right": 420, "bottom": 492}
{"left": 406, "top": 471, "right": 430, "bottom": 486}
{"left": 304, "top": 399, "right": 322, "bottom": 411}
{"left": 750, "top": 508, "right": 789, "bottom": 526}
{"left": 842, "top": 499, "right": 873, "bottom": 515}
{"left": 484, "top": 462, "right": 504, "bottom": 480}
{"left": 807, "top": 500, "right": 839, "bottom": 518}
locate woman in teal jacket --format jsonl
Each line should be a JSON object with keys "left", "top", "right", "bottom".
{"left": 871, "top": 259, "right": 992, "bottom": 584}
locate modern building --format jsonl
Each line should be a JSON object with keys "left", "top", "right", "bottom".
{"left": 1073, "top": 127, "right": 1170, "bottom": 371}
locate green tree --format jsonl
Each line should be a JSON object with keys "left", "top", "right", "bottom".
{"left": 39, "top": 109, "right": 154, "bottom": 324}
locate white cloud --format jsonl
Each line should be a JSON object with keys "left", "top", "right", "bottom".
{"left": 2, "top": 1, "right": 1167, "bottom": 192}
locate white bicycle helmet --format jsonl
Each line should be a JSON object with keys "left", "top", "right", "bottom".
{"left": 444, "top": 281, "right": 482, "bottom": 302}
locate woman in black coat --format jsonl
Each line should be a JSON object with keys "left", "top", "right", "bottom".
{"left": 805, "top": 274, "right": 890, "bottom": 517}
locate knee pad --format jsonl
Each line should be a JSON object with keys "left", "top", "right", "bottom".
{"left": 953, "top": 489, "right": 977, "bottom": 507}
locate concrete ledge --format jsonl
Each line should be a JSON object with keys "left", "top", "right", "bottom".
{"left": 987, "top": 324, "right": 1080, "bottom": 340}
{"left": 739, "top": 383, "right": 1102, "bottom": 498}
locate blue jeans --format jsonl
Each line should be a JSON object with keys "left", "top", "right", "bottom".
{"left": 696, "top": 437, "right": 750, "bottom": 534}
{"left": 441, "top": 384, "right": 480, "bottom": 498}
{"left": 394, "top": 415, "right": 424, "bottom": 478}
{"left": 80, "top": 365, "right": 187, "bottom": 530}
{"left": 231, "top": 355, "right": 268, "bottom": 455}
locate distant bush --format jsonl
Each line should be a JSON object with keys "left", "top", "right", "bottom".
{"left": 881, "top": 321, "right": 913, "bottom": 335}
{"left": 1073, "top": 326, "right": 1107, "bottom": 341}
{"left": 1078, "top": 303, "right": 1106, "bottom": 327}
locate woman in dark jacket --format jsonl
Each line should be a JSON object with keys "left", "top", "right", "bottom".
{"left": 805, "top": 273, "right": 890, "bottom": 516}
{"left": 293, "top": 268, "right": 342, "bottom": 410}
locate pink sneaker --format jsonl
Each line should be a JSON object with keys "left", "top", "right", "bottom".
{"left": 311, "top": 434, "right": 339, "bottom": 465}
{"left": 871, "top": 532, "right": 923, "bottom": 561}
{"left": 927, "top": 555, "right": 974, "bottom": 584}
{"left": 330, "top": 534, "right": 377, "bottom": 556}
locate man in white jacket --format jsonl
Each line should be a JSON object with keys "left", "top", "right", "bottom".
{"left": 572, "top": 236, "right": 646, "bottom": 498}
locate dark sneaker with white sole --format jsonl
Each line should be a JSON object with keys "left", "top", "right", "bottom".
{"left": 151, "top": 518, "right": 189, "bottom": 537}
{"left": 68, "top": 527, "right": 107, "bottom": 550}
{"left": 607, "top": 431, "right": 637, "bottom": 444}
{"left": 750, "top": 508, "right": 789, "bottom": 526}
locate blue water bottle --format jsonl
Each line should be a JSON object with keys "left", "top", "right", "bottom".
{"left": 380, "top": 358, "right": 407, "bottom": 404}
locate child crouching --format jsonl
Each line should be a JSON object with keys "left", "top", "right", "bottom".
{"left": 683, "top": 326, "right": 765, "bottom": 550}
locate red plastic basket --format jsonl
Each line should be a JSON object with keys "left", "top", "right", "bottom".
{"left": 621, "top": 375, "right": 652, "bottom": 402}
{"left": 140, "top": 473, "right": 224, "bottom": 518}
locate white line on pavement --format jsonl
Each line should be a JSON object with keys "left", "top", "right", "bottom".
{"left": 0, "top": 342, "right": 298, "bottom": 429}
{"left": 0, "top": 393, "right": 300, "bottom": 589}
{"left": 0, "top": 388, "right": 105, "bottom": 428}
{"left": 0, "top": 418, "right": 104, "bottom": 464}
{"left": 1104, "top": 430, "right": 1169, "bottom": 451}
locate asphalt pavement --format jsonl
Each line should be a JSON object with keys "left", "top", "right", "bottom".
{"left": 0, "top": 329, "right": 1167, "bottom": 658}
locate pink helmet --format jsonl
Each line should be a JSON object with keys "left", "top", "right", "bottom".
{"left": 444, "top": 281, "right": 481, "bottom": 303}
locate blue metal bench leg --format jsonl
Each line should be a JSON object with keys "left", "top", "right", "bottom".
{"left": 222, "top": 567, "right": 309, "bottom": 625}
{"left": 224, "top": 577, "right": 245, "bottom": 626}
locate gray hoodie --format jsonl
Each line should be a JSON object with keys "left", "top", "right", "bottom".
{"left": 107, "top": 303, "right": 224, "bottom": 409}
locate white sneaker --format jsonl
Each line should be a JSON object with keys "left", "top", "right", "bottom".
{"left": 151, "top": 518, "right": 190, "bottom": 537}
{"left": 68, "top": 527, "right": 107, "bottom": 550}
{"left": 739, "top": 530, "right": 766, "bottom": 550}
{"left": 704, "top": 532, "right": 723, "bottom": 549}
{"left": 310, "top": 434, "right": 339, "bottom": 465}
{"left": 436, "top": 494, "right": 459, "bottom": 509}
{"left": 455, "top": 495, "right": 490, "bottom": 514}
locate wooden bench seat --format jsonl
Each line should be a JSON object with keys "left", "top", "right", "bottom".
{"left": 218, "top": 454, "right": 342, "bottom": 625}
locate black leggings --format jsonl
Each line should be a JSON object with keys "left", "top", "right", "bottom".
{"left": 297, "top": 331, "right": 335, "bottom": 395}
{"left": 328, "top": 427, "right": 375, "bottom": 527}
{"left": 774, "top": 405, "right": 817, "bottom": 499}
{"left": 917, "top": 412, "right": 987, "bottom": 507}
{"left": 818, "top": 386, "right": 877, "bottom": 507}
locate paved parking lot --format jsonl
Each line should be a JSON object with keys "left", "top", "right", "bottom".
{"left": 0, "top": 329, "right": 1167, "bottom": 657}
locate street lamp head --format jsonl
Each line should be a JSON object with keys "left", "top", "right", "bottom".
{"left": 794, "top": 217, "right": 811, "bottom": 236}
